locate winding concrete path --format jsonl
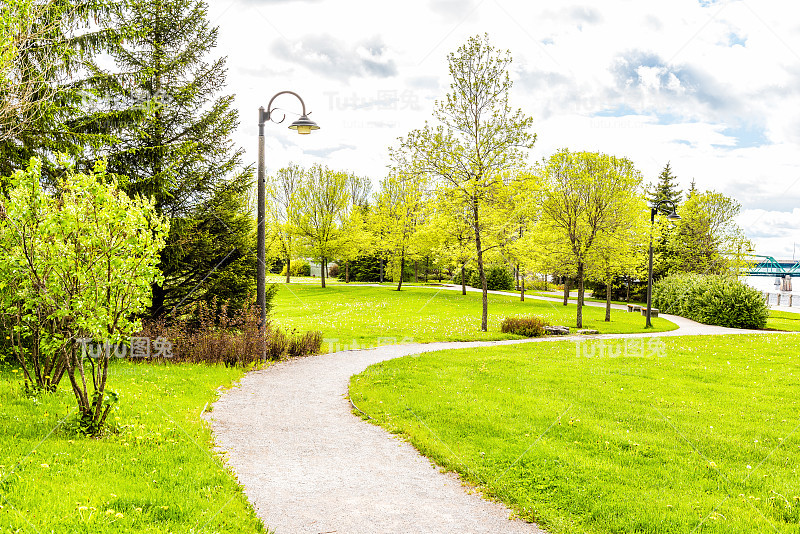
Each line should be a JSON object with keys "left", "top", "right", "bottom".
{"left": 208, "top": 288, "right": 784, "bottom": 533}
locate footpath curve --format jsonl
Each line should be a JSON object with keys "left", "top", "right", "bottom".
{"left": 208, "top": 298, "right": 782, "bottom": 533}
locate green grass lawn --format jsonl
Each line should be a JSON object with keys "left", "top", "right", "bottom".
{"left": 0, "top": 361, "right": 267, "bottom": 533}
{"left": 270, "top": 284, "right": 678, "bottom": 351}
{"left": 766, "top": 310, "right": 800, "bottom": 331}
{"left": 350, "top": 333, "right": 800, "bottom": 533}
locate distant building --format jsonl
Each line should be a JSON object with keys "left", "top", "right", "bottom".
{"left": 309, "top": 260, "right": 327, "bottom": 277}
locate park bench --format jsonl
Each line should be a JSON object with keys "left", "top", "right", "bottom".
{"left": 641, "top": 308, "right": 659, "bottom": 317}
{"left": 627, "top": 304, "right": 642, "bottom": 312}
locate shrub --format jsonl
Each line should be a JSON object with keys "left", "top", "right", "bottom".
{"left": 458, "top": 265, "right": 515, "bottom": 291}
{"left": 0, "top": 159, "right": 168, "bottom": 435}
{"left": 280, "top": 259, "right": 311, "bottom": 277}
{"left": 328, "top": 263, "right": 340, "bottom": 278}
{"left": 485, "top": 265, "right": 515, "bottom": 291}
{"left": 338, "top": 254, "right": 382, "bottom": 282}
{"left": 452, "top": 267, "right": 474, "bottom": 285}
{"left": 136, "top": 299, "right": 322, "bottom": 366}
{"left": 653, "top": 273, "right": 768, "bottom": 329}
{"left": 500, "top": 316, "right": 549, "bottom": 337}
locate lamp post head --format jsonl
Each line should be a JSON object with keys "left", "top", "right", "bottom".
{"left": 288, "top": 114, "right": 320, "bottom": 135}
{"left": 667, "top": 209, "right": 681, "bottom": 222}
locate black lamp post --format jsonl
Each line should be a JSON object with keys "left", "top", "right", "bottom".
{"left": 257, "top": 91, "right": 319, "bottom": 329}
{"left": 645, "top": 200, "right": 680, "bottom": 328}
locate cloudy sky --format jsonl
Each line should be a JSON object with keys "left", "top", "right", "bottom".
{"left": 207, "top": 0, "right": 800, "bottom": 260}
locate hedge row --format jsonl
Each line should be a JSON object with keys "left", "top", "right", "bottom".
{"left": 652, "top": 273, "right": 768, "bottom": 329}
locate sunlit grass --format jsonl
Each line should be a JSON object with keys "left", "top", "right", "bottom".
{"left": 351, "top": 333, "right": 800, "bottom": 533}
{"left": 765, "top": 310, "right": 800, "bottom": 331}
{"left": 0, "top": 361, "right": 267, "bottom": 533}
{"left": 271, "top": 285, "right": 677, "bottom": 350}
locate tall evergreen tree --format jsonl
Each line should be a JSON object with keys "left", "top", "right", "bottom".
{"left": 646, "top": 162, "right": 682, "bottom": 208}
{"left": 96, "top": 0, "right": 255, "bottom": 316}
{"left": 647, "top": 162, "right": 682, "bottom": 279}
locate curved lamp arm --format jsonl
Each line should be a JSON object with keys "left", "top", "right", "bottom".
{"left": 259, "top": 90, "right": 307, "bottom": 125}
{"left": 651, "top": 199, "right": 680, "bottom": 223}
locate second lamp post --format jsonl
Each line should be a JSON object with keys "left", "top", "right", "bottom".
{"left": 645, "top": 200, "right": 680, "bottom": 328}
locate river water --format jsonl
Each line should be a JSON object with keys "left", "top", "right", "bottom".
{"left": 742, "top": 275, "right": 798, "bottom": 307}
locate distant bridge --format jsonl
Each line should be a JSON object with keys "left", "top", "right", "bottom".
{"left": 743, "top": 255, "right": 800, "bottom": 277}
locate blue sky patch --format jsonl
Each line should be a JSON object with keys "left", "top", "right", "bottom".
{"left": 721, "top": 124, "right": 769, "bottom": 148}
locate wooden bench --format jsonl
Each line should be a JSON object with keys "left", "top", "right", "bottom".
{"left": 627, "top": 304, "right": 642, "bottom": 312}
{"left": 641, "top": 308, "right": 659, "bottom": 317}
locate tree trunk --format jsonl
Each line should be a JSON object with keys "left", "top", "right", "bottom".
{"left": 346, "top": 260, "right": 350, "bottom": 283}
{"left": 321, "top": 256, "right": 326, "bottom": 288}
{"left": 150, "top": 281, "right": 166, "bottom": 317}
{"left": 286, "top": 256, "right": 291, "bottom": 284}
{"left": 396, "top": 253, "right": 405, "bottom": 291}
{"left": 379, "top": 258, "right": 384, "bottom": 283}
{"left": 562, "top": 277, "right": 570, "bottom": 306}
{"left": 626, "top": 276, "right": 630, "bottom": 303}
{"left": 461, "top": 264, "right": 467, "bottom": 295}
{"left": 605, "top": 280, "right": 612, "bottom": 322}
{"left": 472, "top": 200, "right": 488, "bottom": 332}
{"left": 520, "top": 273, "right": 525, "bottom": 301}
{"left": 424, "top": 256, "right": 428, "bottom": 282}
{"left": 576, "top": 262, "right": 585, "bottom": 328}
{"left": 414, "top": 260, "right": 418, "bottom": 282}
{"left": 515, "top": 264, "right": 519, "bottom": 290}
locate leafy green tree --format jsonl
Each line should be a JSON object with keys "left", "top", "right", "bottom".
{"left": 539, "top": 149, "right": 644, "bottom": 328}
{"left": 93, "top": 0, "right": 255, "bottom": 316}
{"left": 0, "top": 0, "right": 45, "bottom": 143}
{"left": 293, "top": 164, "right": 349, "bottom": 288}
{"left": 496, "top": 171, "right": 540, "bottom": 301}
{"left": 334, "top": 172, "right": 373, "bottom": 283}
{"left": 665, "top": 190, "right": 745, "bottom": 276}
{"left": 267, "top": 164, "right": 303, "bottom": 283}
{"left": 374, "top": 173, "right": 427, "bottom": 291}
{"left": 587, "top": 201, "right": 648, "bottom": 320}
{"left": 0, "top": 158, "right": 168, "bottom": 434}
{"left": 392, "top": 34, "right": 535, "bottom": 331}
{"left": 431, "top": 197, "right": 474, "bottom": 294}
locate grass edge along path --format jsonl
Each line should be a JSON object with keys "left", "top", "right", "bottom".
{"left": 350, "top": 333, "right": 800, "bottom": 534}
{"left": 0, "top": 360, "right": 269, "bottom": 533}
